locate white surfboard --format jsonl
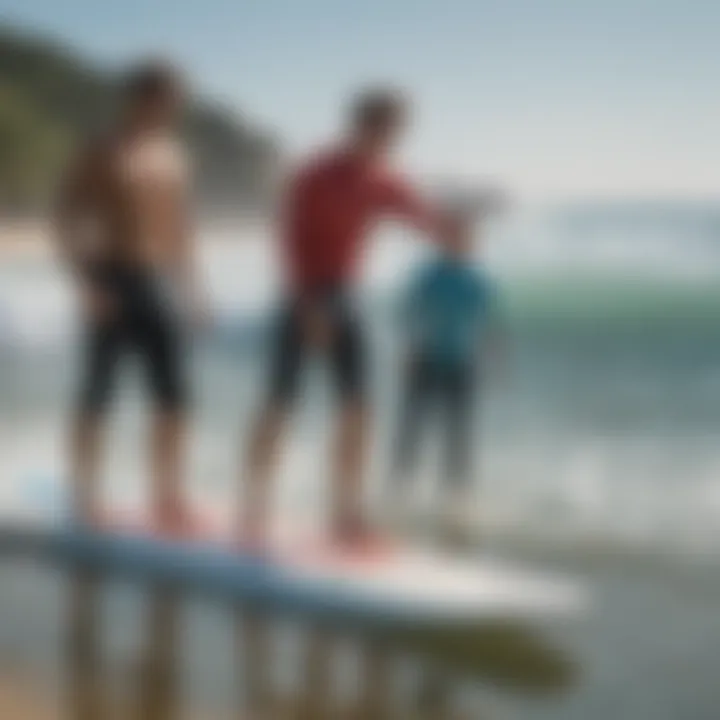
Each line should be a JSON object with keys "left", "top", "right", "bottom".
{"left": 0, "top": 483, "right": 586, "bottom": 629}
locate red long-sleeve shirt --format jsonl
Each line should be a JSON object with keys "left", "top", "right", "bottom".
{"left": 282, "top": 149, "right": 433, "bottom": 293}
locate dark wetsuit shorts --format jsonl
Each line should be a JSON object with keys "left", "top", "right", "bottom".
{"left": 79, "top": 265, "right": 187, "bottom": 414}
{"left": 267, "top": 287, "right": 367, "bottom": 406}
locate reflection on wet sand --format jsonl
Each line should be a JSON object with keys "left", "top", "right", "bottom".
{"left": 238, "top": 610, "right": 273, "bottom": 718}
{"left": 66, "top": 575, "right": 183, "bottom": 720}
{"left": 356, "top": 638, "right": 394, "bottom": 720}
{"left": 68, "top": 570, "right": 107, "bottom": 720}
{"left": 236, "top": 619, "right": 469, "bottom": 720}
{"left": 56, "top": 569, "right": 576, "bottom": 719}
{"left": 296, "top": 626, "right": 334, "bottom": 719}
{"left": 137, "top": 589, "right": 181, "bottom": 720}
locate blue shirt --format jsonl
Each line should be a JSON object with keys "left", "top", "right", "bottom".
{"left": 402, "top": 257, "right": 497, "bottom": 367}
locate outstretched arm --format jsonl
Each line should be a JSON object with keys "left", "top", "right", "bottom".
{"left": 379, "top": 174, "right": 440, "bottom": 238}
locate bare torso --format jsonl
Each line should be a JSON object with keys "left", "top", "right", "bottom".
{"left": 82, "top": 131, "right": 190, "bottom": 270}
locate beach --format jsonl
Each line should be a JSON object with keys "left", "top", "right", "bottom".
{"left": 3, "top": 204, "right": 720, "bottom": 718}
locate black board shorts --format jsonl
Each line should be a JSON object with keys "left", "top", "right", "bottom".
{"left": 79, "top": 264, "right": 187, "bottom": 414}
{"left": 267, "top": 286, "right": 367, "bottom": 407}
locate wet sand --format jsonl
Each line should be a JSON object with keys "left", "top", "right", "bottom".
{"left": 0, "top": 562, "right": 546, "bottom": 720}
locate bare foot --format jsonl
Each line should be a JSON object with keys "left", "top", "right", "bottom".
{"left": 153, "top": 501, "right": 206, "bottom": 539}
{"left": 330, "top": 515, "right": 389, "bottom": 557}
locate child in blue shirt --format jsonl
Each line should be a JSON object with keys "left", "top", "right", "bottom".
{"left": 392, "top": 206, "right": 501, "bottom": 522}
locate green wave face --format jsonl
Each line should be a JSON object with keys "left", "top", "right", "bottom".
{"left": 501, "top": 274, "right": 720, "bottom": 333}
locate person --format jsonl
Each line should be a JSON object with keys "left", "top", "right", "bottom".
{"left": 54, "top": 61, "right": 204, "bottom": 532}
{"left": 390, "top": 205, "right": 502, "bottom": 532}
{"left": 240, "top": 87, "right": 440, "bottom": 546}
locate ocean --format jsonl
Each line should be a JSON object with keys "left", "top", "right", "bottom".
{"left": 2, "top": 201, "right": 720, "bottom": 718}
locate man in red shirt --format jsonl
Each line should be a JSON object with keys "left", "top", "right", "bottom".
{"left": 241, "top": 88, "right": 438, "bottom": 545}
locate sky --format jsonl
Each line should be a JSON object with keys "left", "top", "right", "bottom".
{"left": 1, "top": 0, "right": 718, "bottom": 200}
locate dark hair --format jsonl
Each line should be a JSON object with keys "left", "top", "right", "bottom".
{"left": 349, "top": 86, "right": 407, "bottom": 134}
{"left": 123, "top": 60, "right": 182, "bottom": 105}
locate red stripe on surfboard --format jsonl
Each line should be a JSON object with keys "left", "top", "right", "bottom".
{"left": 91, "top": 511, "right": 398, "bottom": 569}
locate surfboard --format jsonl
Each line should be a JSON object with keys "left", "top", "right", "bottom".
{"left": 0, "top": 487, "right": 586, "bottom": 630}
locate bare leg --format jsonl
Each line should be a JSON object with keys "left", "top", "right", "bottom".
{"left": 138, "top": 588, "right": 181, "bottom": 720}
{"left": 70, "top": 414, "right": 104, "bottom": 525}
{"left": 150, "top": 411, "right": 189, "bottom": 531}
{"left": 240, "top": 405, "right": 287, "bottom": 542}
{"left": 391, "top": 358, "right": 429, "bottom": 491}
{"left": 439, "top": 367, "right": 477, "bottom": 547}
{"left": 330, "top": 401, "right": 369, "bottom": 540}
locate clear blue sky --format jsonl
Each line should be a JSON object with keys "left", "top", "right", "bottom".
{"left": 2, "top": 0, "right": 717, "bottom": 199}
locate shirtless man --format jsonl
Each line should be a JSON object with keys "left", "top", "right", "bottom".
{"left": 241, "top": 88, "right": 440, "bottom": 545}
{"left": 54, "top": 62, "right": 202, "bottom": 530}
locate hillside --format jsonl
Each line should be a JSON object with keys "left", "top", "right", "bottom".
{"left": 0, "top": 25, "right": 280, "bottom": 217}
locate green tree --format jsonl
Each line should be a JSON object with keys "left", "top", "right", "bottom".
{"left": 0, "top": 82, "right": 70, "bottom": 214}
